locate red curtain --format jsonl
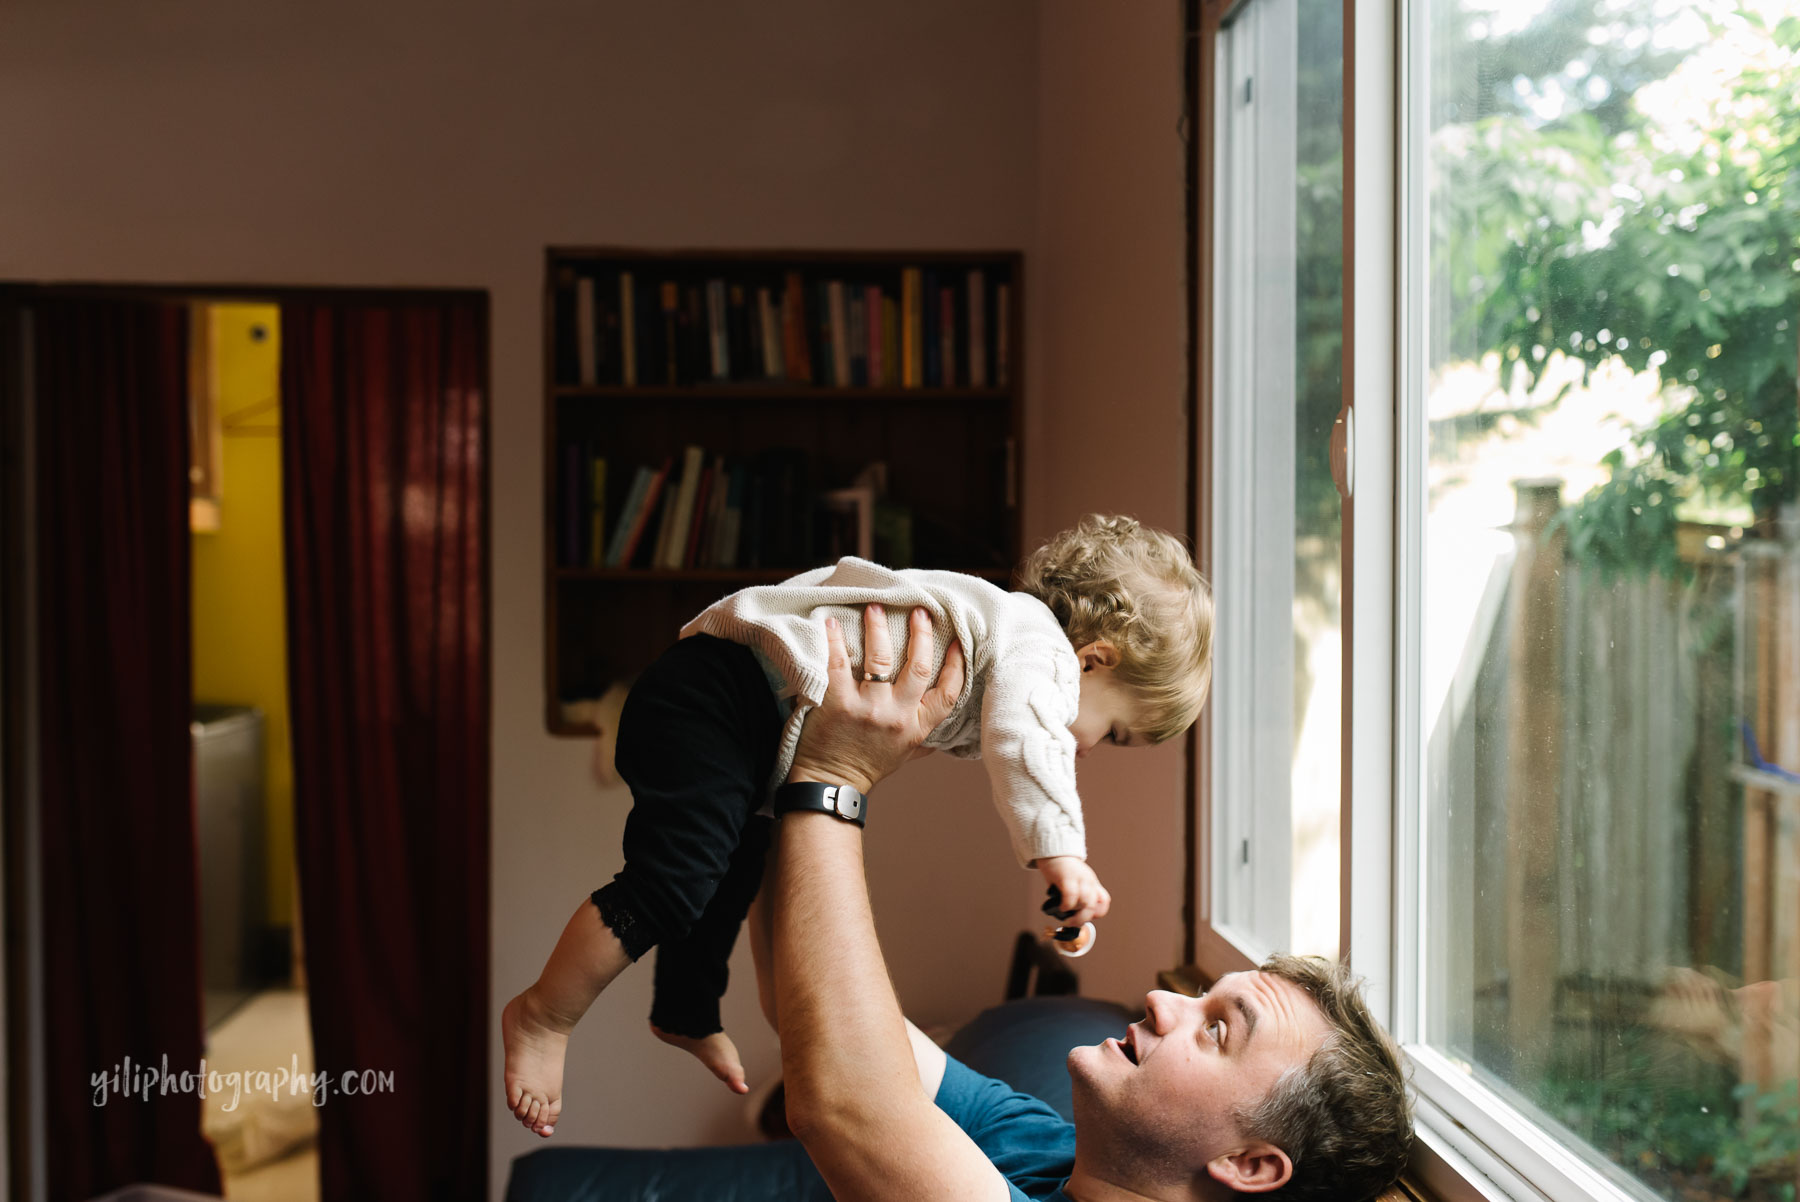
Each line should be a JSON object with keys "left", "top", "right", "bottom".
{"left": 280, "top": 298, "right": 489, "bottom": 1200}
{"left": 34, "top": 297, "right": 223, "bottom": 1201}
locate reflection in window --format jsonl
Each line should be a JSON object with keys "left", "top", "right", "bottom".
{"left": 1419, "top": 0, "right": 1799, "bottom": 1195}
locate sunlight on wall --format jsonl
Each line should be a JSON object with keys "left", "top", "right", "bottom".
{"left": 190, "top": 303, "right": 294, "bottom": 927}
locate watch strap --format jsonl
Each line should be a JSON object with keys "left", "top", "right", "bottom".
{"left": 772, "top": 781, "right": 867, "bottom": 828}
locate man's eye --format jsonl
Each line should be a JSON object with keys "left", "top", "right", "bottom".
{"left": 1208, "top": 1020, "right": 1225, "bottom": 1048}
{"left": 1105, "top": 729, "right": 1118, "bottom": 744}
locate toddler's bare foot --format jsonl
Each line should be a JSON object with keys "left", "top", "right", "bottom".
{"left": 652, "top": 1023, "right": 749, "bottom": 1094}
{"left": 503, "top": 990, "right": 570, "bottom": 1136}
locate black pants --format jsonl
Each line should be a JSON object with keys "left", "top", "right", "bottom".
{"left": 591, "top": 634, "right": 783, "bottom": 1038}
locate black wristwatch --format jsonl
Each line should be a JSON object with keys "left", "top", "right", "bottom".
{"left": 772, "top": 782, "right": 867, "bottom": 828}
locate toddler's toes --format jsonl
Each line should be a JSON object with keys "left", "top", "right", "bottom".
{"left": 653, "top": 1024, "right": 750, "bottom": 1094}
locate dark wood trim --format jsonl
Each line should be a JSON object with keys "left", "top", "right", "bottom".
{"left": 1, "top": 293, "right": 32, "bottom": 1202}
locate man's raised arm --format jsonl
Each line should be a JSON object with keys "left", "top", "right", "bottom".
{"left": 771, "top": 607, "right": 1013, "bottom": 1202}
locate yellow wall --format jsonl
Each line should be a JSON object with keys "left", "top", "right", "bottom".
{"left": 190, "top": 303, "right": 294, "bottom": 926}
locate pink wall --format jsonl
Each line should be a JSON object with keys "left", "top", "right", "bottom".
{"left": 0, "top": 0, "right": 1186, "bottom": 1194}
{"left": 1032, "top": 2, "right": 1190, "bottom": 1005}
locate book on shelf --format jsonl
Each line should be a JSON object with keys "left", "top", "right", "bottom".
{"left": 864, "top": 285, "right": 884, "bottom": 387}
{"left": 783, "top": 271, "right": 812, "bottom": 384}
{"left": 659, "top": 282, "right": 681, "bottom": 386}
{"left": 561, "top": 441, "right": 583, "bottom": 566}
{"left": 619, "top": 458, "right": 673, "bottom": 568}
{"left": 995, "top": 282, "right": 1011, "bottom": 387}
{"left": 619, "top": 272, "right": 637, "bottom": 387}
{"left": 938, "top": 282, "right": 957, "bottom": 388}
{"left": 900, "top": 268, "right": 922, "bottom": 388}
{"left": 705, "top": 280, "right": 729, "bottom": 381}
{"left": 555, "top": 258, "right": 1011, "bottom": 392}
{"left": 847, "top": 293, "right": 867, "bottom": 387}
{"left": 659, "top": 445, "right": 708, "bottom": 569}
{"left": 683, "top": 460, "right": 715, "bottom": 568}
{"left": 827, "top": 281, "right": 850, "bottom": 388}
{"left": 587, "top": 455, "right": 607, "bottom": 567}
{"left": 967, "top": 269, "right": 987, "bottom": 387}
{"left": 922, "top": 270, "right": 942, "bottom": 387}
{"left": 757, "top": 288, "right": 783, "bottom": 380}
{"left": 575, "top": 276, "right": 598, "bottom": 387}
{"left": 881, "top": 295, "right": 899, "bottom": 389}
{"left": 605, "top": 466, "right": 653, "bottom": 569}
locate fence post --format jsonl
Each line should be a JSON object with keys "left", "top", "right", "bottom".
{"left": 1506, "top": 478, "right": 1564, "bottom": 1077}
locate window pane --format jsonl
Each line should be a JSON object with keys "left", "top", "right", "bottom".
{"left": 1211, "top": 0, "right": 1343, "bottom": 961}
{"left": 1418, "top": 0, "right": 1800, "bottom": 1195}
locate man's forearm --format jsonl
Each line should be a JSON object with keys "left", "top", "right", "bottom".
{"left": 771, "top": 812, "right": 922, "bottom": 1130}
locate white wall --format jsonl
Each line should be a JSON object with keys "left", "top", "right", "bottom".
{"left": 0, "top": 0, "right": 1188, "bottom": 1195}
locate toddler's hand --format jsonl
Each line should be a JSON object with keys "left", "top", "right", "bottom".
{"left": 1037, "top": 856, "right": 1110, "bottom": 926}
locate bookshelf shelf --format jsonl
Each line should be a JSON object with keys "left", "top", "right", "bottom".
{"left": 553, "top": 384, "right": 1012, "bottom": 403}
{"left": 544, "top": 245, "right": 1024, "bottom": 736}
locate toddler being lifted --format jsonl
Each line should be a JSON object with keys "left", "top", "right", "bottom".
{"left": 502, "top": 514, "right": 1213, "bottom": 1136}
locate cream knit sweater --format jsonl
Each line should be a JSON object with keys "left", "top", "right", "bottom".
{"left": 680, "top": 557, "right": 1084, "bottom": 866}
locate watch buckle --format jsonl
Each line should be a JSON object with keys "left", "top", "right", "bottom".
{"left": 827, "top": 785, "right": 863, "bottom": 822}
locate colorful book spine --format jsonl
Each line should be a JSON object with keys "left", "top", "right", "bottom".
{"left": 620, "top": 459, "right": 673, "bottom": 568}
{"left": 606, "top": 467, "right": 653, "bottom": 568}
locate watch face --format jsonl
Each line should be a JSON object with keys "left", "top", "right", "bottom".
{"left": 834, "top": 788, "right": 863, "bottom": 821}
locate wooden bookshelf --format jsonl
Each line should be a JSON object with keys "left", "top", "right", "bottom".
{"left": 544, "top": 246, "right": 1025, "bottom": 736}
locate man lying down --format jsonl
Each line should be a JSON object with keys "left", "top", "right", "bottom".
{"left": 757, "top": 603, "right": 1413, "bottom": 1202}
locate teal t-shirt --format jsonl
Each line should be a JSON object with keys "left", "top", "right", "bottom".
{"left": 934, "top": 1055, "right": 1077, "bottom": 1201}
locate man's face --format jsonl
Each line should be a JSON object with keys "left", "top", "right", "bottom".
{"left": 1066, "top": 971, "right": 1331, "bottom": 1189}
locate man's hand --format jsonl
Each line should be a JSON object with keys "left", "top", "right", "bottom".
{"left": 786, "top": 605, "right": 966, "bottom": 793}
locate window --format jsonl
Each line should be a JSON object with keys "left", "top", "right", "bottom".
{"left": 1397, "top": 0, "right": 1800, "bottom": 1198}
{"left": 1206, "top": 0, "right": 1346, "bottom": 966}
{"left": 1196, "top": 0, "right": 1799, "bottom": 1196}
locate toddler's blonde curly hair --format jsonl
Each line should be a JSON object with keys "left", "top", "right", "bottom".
{"left": 1018, "top": 514, "right": 1213, "bottom": 744}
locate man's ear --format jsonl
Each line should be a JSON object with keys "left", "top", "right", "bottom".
{"left": 1076, "top": 640, "right": 1120, "bottom": 672}
{"left": 1205, "top": 1142, "right": 1294, "bottom": 1193}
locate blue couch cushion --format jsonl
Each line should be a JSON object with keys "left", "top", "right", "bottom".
{"left": 505, "top": 996, "right": 1137, "bottom": 1202}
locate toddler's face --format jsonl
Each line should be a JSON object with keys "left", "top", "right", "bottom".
{"left": 1069, "top": 647, "right": 1149, "bottom": 758}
